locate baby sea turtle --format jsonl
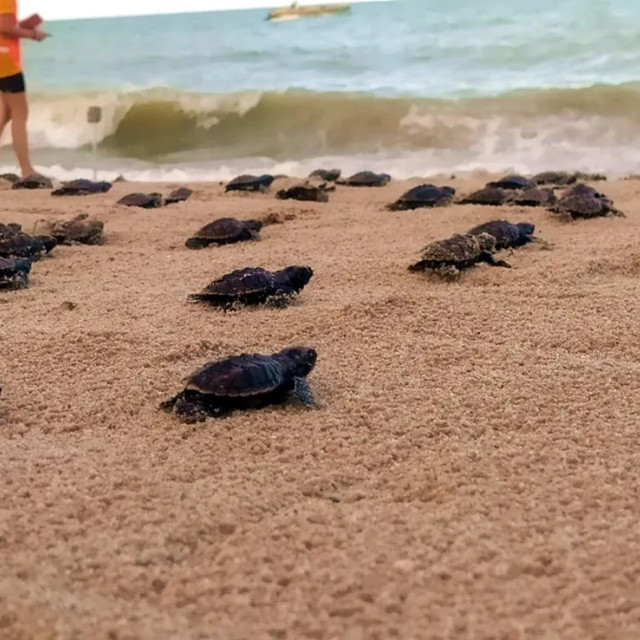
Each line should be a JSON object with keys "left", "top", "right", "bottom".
{"left": 189, "top": 266, "right": 313, "bottom": 309}
{"left": 387, "top": 184, "right": 455, "bottom": 211}
{"left": 185, "top": 218, "right": 262, "bottom": 249}
{"left": 549, "top": 184, "right": 623, "bottom": 219}
{"left": 165, "top": 187, "right": 193, "bottom": 205}
{"left": 0, "top": 173, "right": 19, "bottom": 184}
{"left": 225, "top": 174, "right": 275, "bottom": 193}
{"left": 513, "top": 187, "right": 557, "bottom": 207}
{"left": 51, "top": 179, "right": 112, "bottom": 196}
{"left": 0, "top": 222, "right": 22, "bottom": 235}
{"left": 336, "top": 171, "right": 391, "bottom": 187}
{"left": 37, "top": 214, "right": 104, "bottom": 245}
{"left": 0, "top": 232, "right": 56, "bottom": 260}
{"left": 487, "top": 175, "right": 535, "bottom": 190}
{"left": 0, "top": 256, "right": 31, "bottom": 288}
{"left": 533, "top": 171, "right": 577, "bottom": 186}
{"left": 459, "top": 186, "right": 512, "bottom": 206}
{"left": 160, "top": 346, "right": 318, "bottom": 422}
{"left": 467, "top": 220, "right": 536, "bottom": 250}
{"left": 117, "top": 192, "right": 164, "bottom": 208}
{"left": 408, "top": 232, "right": 511, "bottom": 277}
{"left": 276, "top": 184, "right": 329, "bottom": 202}
{"left": 309, "top": 168, "right": 341, "bottom": 182}
{"left": 12, "top": 174, "right": 53, "bottom": 190}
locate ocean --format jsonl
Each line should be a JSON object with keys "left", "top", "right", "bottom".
{"left": 3, "top": 0, "right": 640, "bottom": 181}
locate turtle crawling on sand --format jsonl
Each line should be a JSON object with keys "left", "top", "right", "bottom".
{"left": 160, "top": 346, "right": 318, "bottom": 422}
{"left": 0, "top": 173, "right": 19, "bottom": 184}
{"left": 0, "top": 231, "right": 56, "bottom": 260}
{"left": 549, "top": 184, "right": 624, "bottom": 219}
{"left": 276, "top": 184, "right": 329, "bottom": 202}
{"left": 0, "top": 256, "right": 31, "bottom": 288}
{"left": 487, "top": 175, "right": 535, "bottom": 190}
{"left": 189, "top": 266, "right": 313, "bottom": 309}
{"left": 309, "top": 168, "right": 341, "bottom": 182}
{"left": 337, "top": 171, "right": 391, "bottom": 187}
{"left": 513, "top": 187, "right": 557, "bottom": 207}
{"left": 467, "top": 220, "right": 536, "bottom": 250}
{"left": 459, "top": 186, "right": 512, "bottom": 206}
{"left": 165, "top": 187, "right": 193, "bottom": 205}
{"left": 36, "top": 214, "right": 104, "bottom": 245}
{"left": 532, "top": 171, "right": 577, "bottom": 186}
{"left": 51, "top": 179, "right": 112, "bottom": 196}
{"left": 117, "top": 192, "right": 164, "bottom": 208}
{"left": 12, "top": 174, "right": 53, "bottom": 190}
{"left": 387, "top": 184, "right": 455, "bottom": 211}
{"left": 185, "top": 218, "right": 262, "bottom": 249}
{"left": 0, "top": 222, "right": 22, "bottom": 235}
{"left": 225, "top": 174, "right": 275, "bottom": 193}
{"left": 409, "top": 232, "right": 511, "bottom": 277}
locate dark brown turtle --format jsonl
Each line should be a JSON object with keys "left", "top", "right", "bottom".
{"left": 533, "top": 171, "right": 577, "bottom": 186}
{"left": 487, "top": 175, "right": 535, "bottom": 190}
{"left": 11, "top": 174, "right": 53, "bottom": 190}
{"left": 51, "top": 179, "right": 112, "bottom": 196}
{"left": 467, "top": 220, "right": 536, "bottom": 250}
{"left": 117, "top": 192, "right": 164, "bottom": 208}
{"left": 459, "top": 186, "right": 512, "bottom": 206}
{"left": 0, "top": 232, "right": 56, "bottom": 260}
{"left": 309, "top": 168, "right": 341, "bottom": 182}
{"left": 160, "top": 346, "right": 317, "bottom": 422}
{"left": 165, "top": 187, "right": 193, "bottom": 205}
{"left": 0, "top": 173, "right": 20, "bottom": 184}
{"left": 549, "top": 184, "right": 623, "bottom": 219}
{"left": 225, "top": 174, "right": 275, "bottom": 193}
{"left": 336, "top": 171, "right": 391, "bottom": 187}
{"left": 574, "top": 172, "right": 606, "bottom": 182}
{"left": 189, "top": 266, "right": 313, "bottom": 309}
{"left": 36, "top": 214, "right": 104, "bottom": 245}
{"left": 0, "top": 222, "right": 22, "bottom": 235}
{"left": 0, "top": 256, "right": 31, "bottom": 288}
{"left": 276, "top": 184, "right": 329, "bottom": 202}
{"left": 408, "top": 232, "right": 511, "bottom": 277}
{"left": 185, "top": 218, "right": 262, "bottom": 249}
{"left": 387, "top": 184, "right": 455, "bottom": 211}
{"left": 512, "top": 187, "right": 557, "bottom": 207}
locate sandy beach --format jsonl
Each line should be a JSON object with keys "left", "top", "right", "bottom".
{"left": 1, "top": 173, "right": 640, "bottom": 639}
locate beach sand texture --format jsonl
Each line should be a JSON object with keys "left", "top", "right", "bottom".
{"left": 1, "top": 175, "right": 640, "bottom": 639}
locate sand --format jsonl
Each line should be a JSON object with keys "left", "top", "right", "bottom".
{"left": 1, "top": 173, "right": 640, "bottom": 640}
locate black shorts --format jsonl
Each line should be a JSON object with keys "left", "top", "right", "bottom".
{"left": 0, "top": 73, "right": 26, "bottom": 93}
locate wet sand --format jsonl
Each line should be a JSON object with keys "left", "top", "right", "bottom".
{"left": 1, "top": 174, "right": 640, "bottom": 639}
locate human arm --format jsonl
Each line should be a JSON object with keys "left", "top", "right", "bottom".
{"left": 0, "top": 11, "right": 47, "bottom": 40}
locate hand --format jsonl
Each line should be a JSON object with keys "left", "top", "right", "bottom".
{"left": 32, "top": 29, "right": 48, "bottom": 41}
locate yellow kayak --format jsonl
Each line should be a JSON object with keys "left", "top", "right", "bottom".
{"left": 267, "top": 4, "right": 351, "bottom": 21}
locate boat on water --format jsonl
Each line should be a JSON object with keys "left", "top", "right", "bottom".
{"left": 266, "top": 2, "right": 351, "bottom": 21}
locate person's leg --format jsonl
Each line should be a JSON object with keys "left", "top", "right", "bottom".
{"left": 0, "top": 93, "right": 11, "bottom": 141}
{"left": 2, "top": 90, "right": 36, "bottom": 178}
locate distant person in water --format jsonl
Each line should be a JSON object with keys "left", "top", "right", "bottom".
{"left": 0, "top": 1, "right": 47, "bottom": 179}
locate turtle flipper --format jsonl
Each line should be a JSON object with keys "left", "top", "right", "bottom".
{"left": 481, "top": 252, "right": 511, "bottom": 268}
{"left": 159, "top": 393, "right": 181, "bottom": 413}
{"left": 292, "top": 377, "right": 315, "bottom": 407}
{"left": 267, "top": 287, "right": 294, "bottom": 309}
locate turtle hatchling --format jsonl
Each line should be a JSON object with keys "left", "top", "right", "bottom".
{"left": 160, "top": 346, "right": 318, "bottom": 421}
{"left": 12, "top": 174, "right": 53, "bottom": 190}
{"left": 309, "top": 168, "right": 341, "bottom": 182}
{"left": 225, "top": 174, "right": 275, "bottom": 193}
{"left": 549, "top": 185, "right": 624, "bottom": 219}
{"left": 0, "top": 232, "right": 56, "bottom": 260}
{"left": 459, "top": 186, "right": 512, "bottom": 206}
{"left": 467, "top": 220, "right": 536, "bottom": 250}
{"left": 336, "top": 171, "right": 391, "bottom": 187}
{"left": 185, "top": 217, "right": 262, "bottom": 249}
{"left": 0, "top": 256, "right": 31, "bottom": 289}
{"left": 408, "top": 232, "right": 511, "bottom": 277}
{"left": 165, "top": 187, "right": 193, "bottom": 205}
{"left": 487, "top": 175, "right": 535, "bottom": 190}
{"left": 276, "top": 184, "right": 329, "bottom": 202}
{"left": 0, "top": 173, "right": 19, "bottom": 184}
{"left": 513, "top": 187, "right": 557, "bottom": 207}
{"left": 37, "top": 214, "right": 104, "bottom": 245}
{"left": 117, "top": 192, "right": 164, "bottom": 208}
{"left": 189, "top": 266, "right": 313, "bottom": 309}
{"left": 51, "top": 179, "right": 113, "bottom": 196}
{"left": 387, "top": 184, "right": 455, "bottom": 211}
{"left": 533, "top": 171, "right": 577, "bottom": 186}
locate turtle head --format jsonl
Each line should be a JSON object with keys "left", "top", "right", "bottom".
{"left": 475, "top": 232, "right": 497, "bottom": 252}
{"left": 245, "top": 219, "right": 263, "bottom": 233}
{"left": 277, "top": 346, "right": 317, "bottom": 377}
{"left": 516, "top": 222, "right": 535, "bottom": 239}
{"left": 280, "top": 266, "right": 313, "bottom": 290}
{"left": 442, "top": 186, "right": 456, "bottom": 196}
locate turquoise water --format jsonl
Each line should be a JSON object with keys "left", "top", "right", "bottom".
{"left": 3, "top": 0, "right": 640, "bottom": 180}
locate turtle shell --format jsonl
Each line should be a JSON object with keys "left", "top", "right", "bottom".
{"left": 276, "top": 185, "right": 329, "bottom": 202}
{"left": 487, "top": 175, "right": 535, "bottom": 190}
{"left": 225, "top": 174, "right": 275, "bottom": 192}
{"left": 185, "top": 353, "right": 289, "bottom": 397}
{"left": 388, "top": 184, "right": 455, "bottom": 210}
{"left": 0, "top": 233, "right": 48, "bottom": 260}
{"left": 191, "top": 267, "right": 276, "bottom": 301}
{"left": 513, "top": 187, "right": 557, "bottom": 207}
{"left": 414, "top": 233, "right": 496, "bottom": 269}
{"left": 51, "top": 179, "right": 112, "bottom": 196}
{"left": 309, "top": 168, "right": 341, "bottom": 182}
{"left": 117, "top": 192, "right": 164, "bottom": 208}
{"left": 44, "top": 215, "right": 105, "bottom": 245}
{"left": 12, "top": 175, "right": 53, "bottom": 190}
{"left": 185, "top": 218, "right": 262, "bottom": 249}
{"left": 165, "top": 187, "right": 193, "bottom": 204}
{"left": 467, "top": 220, "right": 534, "bottom": 249}
{"left": 337, "top": 171, "right": 391, "bottom": 187}
{"left": 533, "top": 171, "right": 577, "bottom": 186}
{"left": 459, "top": 186, "right": 511, "bottom": 206}
{"left": 0, "top": 256, "right": 31, "bottom": 287}
{"left": 550, "top": 195, "right": 608, "bottom": 219}
{"left": 0, "top": 222, "right": 22, "bottom": 235}
{"left": 0, "top": 173, "right": 20, "bottom": 184}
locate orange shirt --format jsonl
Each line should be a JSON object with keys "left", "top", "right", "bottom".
{"left": 0, "top": 0, "right": 21, "bottom": 79}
